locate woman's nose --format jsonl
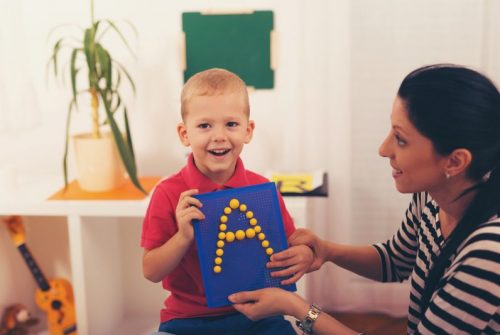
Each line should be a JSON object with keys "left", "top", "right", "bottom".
{"left": 378, "top": 134, "right": 391, "bottom": 157}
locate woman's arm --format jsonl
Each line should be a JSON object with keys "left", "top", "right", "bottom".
{"left": 322, "top": 242, "right": 382, "bottom": 281}
{"left": 229, "top": 288, "right": 360, "bottom": 335}
{"left": 284, "top": 228, "right": 383, "bottom": 281}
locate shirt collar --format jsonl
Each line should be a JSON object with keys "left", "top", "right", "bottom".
{"left": 181, "top": 153, "right": 250, "bottom": 193}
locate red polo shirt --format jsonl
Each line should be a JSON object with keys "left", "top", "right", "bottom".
{"left": 141, "top": 154, "right": 296, "bottom": 323}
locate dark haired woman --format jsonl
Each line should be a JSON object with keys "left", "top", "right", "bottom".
{"left": 229, "top": 64, "right": 500, "bottom": 335}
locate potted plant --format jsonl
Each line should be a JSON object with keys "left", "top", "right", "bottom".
{"left": 48, "top": 0, "right": 146, "bottom": 194}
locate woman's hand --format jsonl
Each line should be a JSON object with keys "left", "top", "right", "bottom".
{"left": 229, "top": 288, "right": 307, "bottom": 321}
{"left": 267, "top": 245, "right": 314, "bottom": 285}
{"left": 175, "top": 189, "right": 205, "bottom": 242}
{"left": 288, "top": 228, "right": 327, "bottom": 272}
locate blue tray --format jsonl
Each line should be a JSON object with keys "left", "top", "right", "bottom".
{"left": 193, "top": 182, "right": 296, "bottom": 307}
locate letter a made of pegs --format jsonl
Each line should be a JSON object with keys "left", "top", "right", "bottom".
{"left": 213, "top": 198, "right": 274, "bottom": 273}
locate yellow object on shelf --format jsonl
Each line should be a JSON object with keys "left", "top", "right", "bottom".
{"left": 272, "top": 174, "right": 314, "bottom": 193}
{"left": 268, "top": 170, "right": 328, "bottom": 196}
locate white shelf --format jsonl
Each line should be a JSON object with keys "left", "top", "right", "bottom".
{"left": 1, "top": 175, "right": 308, "bottom": 335}
{"left": 0, "top": 175, "right": 151, "bottom": 217}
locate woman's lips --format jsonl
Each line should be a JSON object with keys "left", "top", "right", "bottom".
{"left": 392, "top": 169, "right": 403, "bottom": 178}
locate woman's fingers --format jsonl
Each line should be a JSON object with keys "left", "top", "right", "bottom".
{"left": 269, "top": 248, "right": 293, "bottom": 261}
{"left": 267, "top": 255, "right": 300, "bottom": 269}
{"left": 270, "top": 264, "right": 298, "bottom": 278}
{"left": 267, "top": 256, "right": 293, "bottom": 269}
{"left": 279, "top": 270, "right": 305, "bottom": 285}
{"left": 229, "top": 290, "right": 259, "bottom": 304}
{"left": 268, "top": 246, "right": 309, "bottom": 268}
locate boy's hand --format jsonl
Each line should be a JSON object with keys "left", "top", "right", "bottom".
{"left": 175, "top": 189, "right": 205, "bottom": 242}
{"left": 288, "top": 228, "right": 326, "bottom": 272}
{"left": 267, "top": 244, "right": 313, "bottom": 285}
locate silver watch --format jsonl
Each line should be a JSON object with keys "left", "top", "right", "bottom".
{"left": 296, "top": 304, "right": 322, "bottom": 334}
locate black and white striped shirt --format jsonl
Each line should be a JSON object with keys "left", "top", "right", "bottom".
{"left": 374, "top": 192, "right": 500, "bottom": 334}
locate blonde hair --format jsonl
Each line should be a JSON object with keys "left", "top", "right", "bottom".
{"left": 181, "top": 68, "right": 250, "bottom": 120}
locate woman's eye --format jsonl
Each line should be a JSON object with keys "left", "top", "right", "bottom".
{"left": 227, "top": 122, "right": 239, "bottom": 127}
{"left": 395, "top": 134, "right": 406, "bottom": 146}
{"left": 198, "top": 123, "right": 210, "bottom": 129}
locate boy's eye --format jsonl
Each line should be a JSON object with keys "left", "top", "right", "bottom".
{"left": 395, "top": 134, "right": 406, "bottom": 146}
{"left": 226, "top": 121, "right": 239, "bottom": 127}
{"left": 198, "top": 123, "right": 210, "bottom": 129}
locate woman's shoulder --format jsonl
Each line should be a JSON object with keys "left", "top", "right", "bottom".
{"left": 470, "top": 217, "right": 500, "bottom": 240}
{"left": 471, "top": 215, "right": 500, "bottom": 235}
{"left": 459, "top": 217, "right": 500, "bottom": 258}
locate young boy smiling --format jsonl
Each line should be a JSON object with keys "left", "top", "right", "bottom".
{"left": 141, "top": 68, "right": 312, "bottom": 334}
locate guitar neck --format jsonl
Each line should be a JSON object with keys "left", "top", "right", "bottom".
{"left": 17, "top": 244, "right": 50, "bottom": 291}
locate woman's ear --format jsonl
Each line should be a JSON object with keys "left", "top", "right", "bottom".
{"left": 444, "top": 148, "right": 472, "bottom": 178}
{"left": 244, "top": 120, "right": 255, "bottom": 144}
{"left": 177, "top": 122, "right": 190, "bottom": 147}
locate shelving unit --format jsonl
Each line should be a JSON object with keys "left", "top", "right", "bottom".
{"left": 0, "top": 175, "right": 308, "bottom": 335}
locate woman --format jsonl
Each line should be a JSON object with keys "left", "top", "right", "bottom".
{"left": 229, "top": 64, "right": 500, "bottom": 335}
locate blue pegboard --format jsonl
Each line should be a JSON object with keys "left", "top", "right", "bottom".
{"left": 193, "top": 182, "right": 296, "bottom": 308}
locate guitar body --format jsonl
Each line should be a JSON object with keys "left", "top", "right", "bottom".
{"left": 35, "top": 278, "right": 77, "bottom": 335}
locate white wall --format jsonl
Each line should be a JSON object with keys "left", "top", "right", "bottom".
{"left": 2, "top": 0, "right": 500, "bottom": 321}
{"left": 332, "top": 0, "right": 497, "bottom": 315}
{"left": 0, "top": 0, "right": 319, "bottom": 179}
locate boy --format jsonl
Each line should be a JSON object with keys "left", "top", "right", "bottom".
{"left": 141, "top": 68, "right": 311, "bottom": 334}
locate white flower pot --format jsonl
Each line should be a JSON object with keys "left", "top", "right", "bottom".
{"left": 72, "top": 132, "right": 126, "bottom": 192}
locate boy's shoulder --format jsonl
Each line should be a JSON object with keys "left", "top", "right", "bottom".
{"left": 154, "top": 169, "right": 188, "bottom": 196}
{"left": 243, "top": 168, "right": 270, "bottom": 185}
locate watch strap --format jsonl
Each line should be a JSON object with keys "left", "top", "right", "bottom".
{"left": 296, "top": 304, "right": 321, "bottom": 334}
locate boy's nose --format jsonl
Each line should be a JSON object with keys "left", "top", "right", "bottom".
{"left": 212, "top": 128, "right": 228, "bottom": 142}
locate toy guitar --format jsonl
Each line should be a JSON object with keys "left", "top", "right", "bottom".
{"left": 3, "top": 216, "right": 77, "bottom": 335}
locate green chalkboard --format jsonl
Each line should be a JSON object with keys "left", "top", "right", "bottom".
{"left": 182, "top": 11, "right": 274, "bottom": 89}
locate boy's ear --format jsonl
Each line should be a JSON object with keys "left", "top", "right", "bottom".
{"left": 244, "top": 120, "right": 255, "bottom": 144}
{"left": 444, "top": 148, "right": 472, "bottom": 178}
{"left": 177, "top": 122, "right": 190, "bottom": 147}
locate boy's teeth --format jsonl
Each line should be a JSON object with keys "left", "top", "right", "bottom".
{"left": 210, "top": 149, "right": 230, "bottom": 156}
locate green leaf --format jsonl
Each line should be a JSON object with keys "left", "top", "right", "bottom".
{"left": 97, "top": 87, "right": 146, "bottom": 194}
{"left": 95, "top": 43, "right": 112, "bottom": 90}
{"left": 69, "top": 49, "right": 80, "bottom": 103}
{"left": 63, "top": 98, "right": 77, "bottom": 191}
{"left": 111, "top": 92, "right": 122, "bottom": 115}
{"left": 113, "top": 60, "right": 136, "bottom": 94}
{"left": 124, "top": 107, "right": 136, "bottom": 161}
{"left": 83, "top": 27, "right": 98, "bottom": 86}
{"left": 114, "top": 70, "right": 122, "bottom": 92}
{"left": 101, "top": 19, "right": 137, "bottom": 59}
{"left": 48, "top": 38, "right": 65, "bottom": 77}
